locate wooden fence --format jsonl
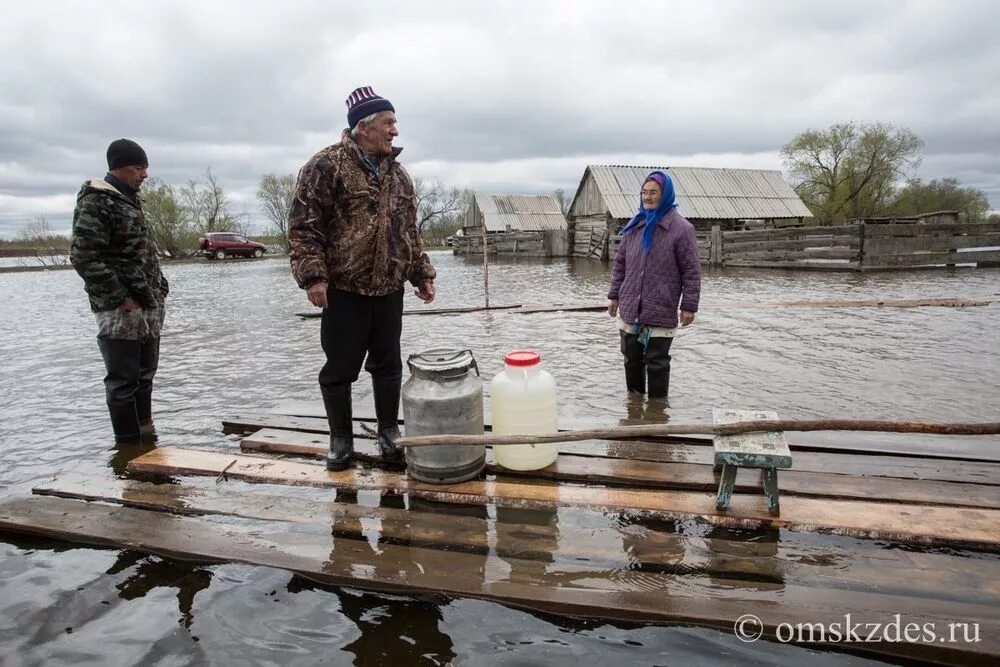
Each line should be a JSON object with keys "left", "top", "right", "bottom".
{"left": 453, "top": 232, "right": 547, "bottom": 257}
{"left": 604, "top": 222, "right": 1000, "bottom": 271}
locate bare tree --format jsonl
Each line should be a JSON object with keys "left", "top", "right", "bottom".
{"left": 414, "top": 178, "right": 461, "bottom": 233}
{"left": 181, "top": 167, "right": 237, "bottom": 234}
{"left": 16, "top": 217, "right": 70, "bottom": 267}
{"left": 256, "top": 173, "right": 296, "bottom": 253}
{"left": 553, "top": 188, "right": 570, "bottom": 215}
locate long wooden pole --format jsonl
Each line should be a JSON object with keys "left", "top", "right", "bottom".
{"left": 396, "top": 419, "right": 1000, "bottom": 448}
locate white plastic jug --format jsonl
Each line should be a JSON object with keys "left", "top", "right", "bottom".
{"left": 490, "top": 350, "right": 559, "bottom": 471}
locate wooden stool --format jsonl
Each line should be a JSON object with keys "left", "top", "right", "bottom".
{"left": 712, "top": 409, "right": 792, "bottom": 516}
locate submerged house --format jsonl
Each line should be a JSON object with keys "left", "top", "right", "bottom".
{"left": 454, "top": 193, "right": 569, "bottom": 257}
{"left": 567, "top": 165, "right": 812, "bottom": 259}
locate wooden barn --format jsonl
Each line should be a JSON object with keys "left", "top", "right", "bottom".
{"left": 567, "top": 165, "right": 812, "bottom": 260}
{"left": 453, "top": 193, "right": 569, "bottom": 257}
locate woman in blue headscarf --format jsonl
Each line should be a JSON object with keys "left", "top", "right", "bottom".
{"left": 607, "top": 171, "right": 702, "bottom": 399}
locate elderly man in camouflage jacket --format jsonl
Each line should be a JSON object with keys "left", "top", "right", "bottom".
{"left": 289, "top": 86, "right": 436, "bottom": 471}
{"left": 71, "top": 139, "right": 169, "bottom": 445}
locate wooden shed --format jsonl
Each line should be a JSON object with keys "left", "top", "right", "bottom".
{"left": 454, "top": 193, "right": 569, "bottom": 257}
{"left": 845, "top": 210, "right": 959, "bottom": 226}
{"left": 567, "top": 165, "right": 812, "bottom": 260}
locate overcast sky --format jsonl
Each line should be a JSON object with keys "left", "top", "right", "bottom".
{"left": 2, "top": 0, "right": 998, "bottom": 237}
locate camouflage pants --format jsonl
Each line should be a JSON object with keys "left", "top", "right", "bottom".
{"left": 94, "top": 303, "right": 165, "bottom": 341}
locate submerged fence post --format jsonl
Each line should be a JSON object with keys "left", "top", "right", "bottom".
{"left": 710, "top": 225, "right": 722, "bottom": 267}
{"left": 857, "top": 223, "right": 866, "bottom": 271}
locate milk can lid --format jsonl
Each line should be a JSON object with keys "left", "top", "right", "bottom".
{"left": 408, "top": 349, "right": 478, "bottom": 376}
{"left": 504, "top": 350, "right": 541, "bottom": 367}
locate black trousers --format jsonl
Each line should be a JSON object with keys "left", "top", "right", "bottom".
{"left": 319, "top": 288, "right": 404, "bottom": 391}
{"left": 620, "top": 331, "right": 673, "bottom": 398}
{"left": 97, "top": 336, "right": 160, "bottom": 439}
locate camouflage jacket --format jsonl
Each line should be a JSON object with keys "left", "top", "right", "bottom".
{"left": 71, "top": 179, "right": 169, "bottom": 312}
{"left": 288, "top": 137, "right": 436, "bottom": 296}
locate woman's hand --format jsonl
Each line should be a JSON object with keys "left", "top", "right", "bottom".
{"left": 680, "top": 310, "right": 695, "bottom": 326}
{"left": 607, "top": 299, "right": 619, "bottom": 318}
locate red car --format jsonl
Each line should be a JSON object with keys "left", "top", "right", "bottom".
{"left": 199, "top": 232, "right": 267, "bottom": 260}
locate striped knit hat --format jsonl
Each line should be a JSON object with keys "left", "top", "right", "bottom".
{"left": 346, "top": 86, "right": 395, "bottom": 130}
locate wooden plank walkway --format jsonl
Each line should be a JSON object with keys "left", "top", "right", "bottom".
{"left": 126, "top": 447, "right": 1000, "bottom": 549}
{"left": 240, "top": 428, "right": 1000, "bottom": 509}
{"left": 2, "top": 493, "right": 996, "bottom": 665}
{"left": 33, "top": 473, "right": 1000, "bottom": 603}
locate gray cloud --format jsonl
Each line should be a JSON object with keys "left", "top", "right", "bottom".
{"left": 1, "top": 0, "right": 998, "bottom": 237}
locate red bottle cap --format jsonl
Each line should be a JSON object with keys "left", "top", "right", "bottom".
{"left": 504, "top": 350, "right": 541, "bottom": 367}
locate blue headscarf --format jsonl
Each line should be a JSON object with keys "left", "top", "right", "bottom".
{"left": 619, "top": 171, "right": 677, "bottom": 253}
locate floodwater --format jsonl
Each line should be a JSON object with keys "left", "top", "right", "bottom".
{"left": 1, "top": 251, "right": 998, "bottom": 666}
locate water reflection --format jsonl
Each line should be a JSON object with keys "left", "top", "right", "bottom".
{"left": 108, "top": 440, "right": 157, "bottom": 477}
{"left": 107, "top": 552, "right": 213, "bottom": 629}
{"left": 616, "top": 393, "right": 670, "bottom": 426}
{"left": 495, "top": 505, "right": 559, "bottom": 579}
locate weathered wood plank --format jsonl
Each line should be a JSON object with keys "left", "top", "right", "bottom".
{"left": 32, "top": 474, "right": 1000, "bottom": 604}
{"left": 726, "top": 248, "right": 859, "bottom": 261}
{"left": 865, "top": 234, "right": 1000, "bottom": 253}
{"left": 724, "top": 260, "right": 858, "bottom": 271}
{"left": 244, "top": 427, "right": 1000, "bottom": 486}
{"left": 127, "top": 448, "right": 1000, "bottom": 549}
{"left": 864, "top": 250, "right": 1000, "bottom": 267}
{"left": 863, "top": 222, "right": 1000, "bottom": 237}
{"left": 724, "top": 238, "right": 860, "bottom": 253}
{"left": 241, "top": 429, "right": 1000, "bottom": 508}
{"left": 2, "top": 495, "right": 996, "bottom": 664}
{"left": 722, "top": 226, "right": 862, "bottom": 242}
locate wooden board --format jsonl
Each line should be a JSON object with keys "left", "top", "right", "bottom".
{"left": 863, "top": 222, "right": 1000, "bottom": 237}
{"left": 241, "top": 428, "right": 1000, "bottom": 509}
{"left": 2, "top": 495, "right": 996, "bottom": 664}
{"left": 127, "top": 447, "right": 1000, "bottom": 549}
{"left": 32, "top": 474, "right": 1000, "bottom": 604}
{"left": 602, "top": 438, "right": 1000, "bottom": 484}
{"left": 722, "top": 226, "right": 862, "bottom": 242}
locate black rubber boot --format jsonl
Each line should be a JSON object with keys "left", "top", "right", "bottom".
{"left": 98, "top": 337, "right": 143, "bottom": 444}
{"left": 645, "top": 337, "right": 673, "bottom": 399}
{"left": 322, "top": 385, "right": 354, "bottom": 471}
{"left": 620, "top": 331, "right": 646, "bottom": 394}
{"left": 108, "top": 400, "right": 142, "bottom": 445}
{"left": 373, "top": 378, "right": 403, "bottom": 463}
{"left": 136, "top": 337, "right": 160, "bottom": 443}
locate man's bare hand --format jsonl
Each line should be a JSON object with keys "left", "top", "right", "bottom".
{"left": 120, "top": 297, "right": 142, "bottom": 311}
{"left": 307, "top": 282, "right": 329, "bottom": 308}
{"left": 607, "top": 299, "right": 619, "bottom": 318}
{"left": 415, "top": 281, "right": 435, "bottom": 304}
{"left": 680, "top": 310, "right": 696, "bottom": 326}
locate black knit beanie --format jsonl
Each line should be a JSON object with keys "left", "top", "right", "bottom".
{"left": 106, "top": 138, "right": 148, "bottom": 170}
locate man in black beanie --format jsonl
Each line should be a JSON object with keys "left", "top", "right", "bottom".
{"left": 70, "top": 139, "right": 169, "bottom": 445}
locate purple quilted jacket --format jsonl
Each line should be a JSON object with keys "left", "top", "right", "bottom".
{"left": 607, "top": 209, "right": 701, "bottom": 328}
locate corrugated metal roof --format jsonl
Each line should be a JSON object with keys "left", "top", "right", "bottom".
{"left": 585, "top": 165, "right": 813, "bottom": 220}
{"left": 473, "top": 193, "right": 568, "bottom": 232}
